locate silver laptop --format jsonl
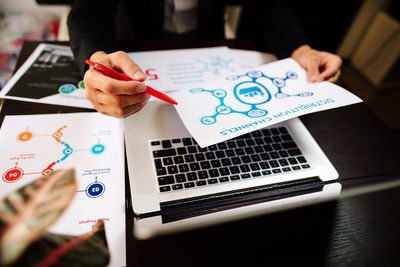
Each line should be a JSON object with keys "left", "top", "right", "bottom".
{"left": 124, "top": 101, "right": 340, "bottom": 239}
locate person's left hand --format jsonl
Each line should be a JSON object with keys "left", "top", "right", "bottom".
{"left": 291, "top": 45, "right": 342, "bottom": 83}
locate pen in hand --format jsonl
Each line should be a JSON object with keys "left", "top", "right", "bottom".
{"left": 85, "top": 59, "right": 178, "bottom": 105}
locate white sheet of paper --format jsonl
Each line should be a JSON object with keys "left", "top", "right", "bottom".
{"left": 0, "top": 112, "right": 125, "bottom": 267}
{"left": 171, "top": 58, "right": 363, "bottom": 147}
{"left": 128, "top": 46, "right": 240, "bottom": 95}
{"left": 0, "top": 44, "right": 92, "bottom": 109}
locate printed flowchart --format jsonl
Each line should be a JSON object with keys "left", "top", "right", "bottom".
{"left": 0, "top": 113, "right": 126, "bottom": 267}
{"left": 2, "top": 124, "right": 109, "bottom": 199}
{"left": 171, "top": 58, "right": 363, "bottom": 147}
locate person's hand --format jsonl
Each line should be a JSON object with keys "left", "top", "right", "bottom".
{"left": 291, "top": 45, "right": 342, "bottom": 83}
{"left": 84, "top": 51, "right": 150, "bottom": 118}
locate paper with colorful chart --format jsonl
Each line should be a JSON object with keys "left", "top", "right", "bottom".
{"left": 0, "top": 44, "right": 91, "bottom": 109}
{"left": 128, "top": 46, "right": 242, "bottom": 96}
{"left": 171, "top": 58, "right": 363, "bottom": 148}
{"left": 0, "top": 112, "right": 125, "bottom": 267}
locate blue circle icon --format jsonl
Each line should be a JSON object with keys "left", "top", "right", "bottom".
{"left": 216, "top": 105, "right": 232, "bottom": 114}
{"left": 90, "top": 143, "right": 106, "bottom": 155}
{"left": 63, "top": 147, "right": 73, "bottom": 155}
{"left": 86, "top": 182, "right": 105, "bottom": 198}
{"left": 286, "top": 71, "right": 298, "bottom": 79}
{"left": 58, "top": 84, "right": 76, "bottom": 94}
{"left": 233, "top": 81, "right": 271, "bottom": 105}
{"left": 248, "top": 109, "right": 267, "bottom": 118}
{"left": 272, "top": 78, "right": 285, "bottom": 87}
{"left": 201, "top": 116, "right": 216, "bottom": 125}
{"left": 213, "top": 89, "right": 227, "bottom": 98}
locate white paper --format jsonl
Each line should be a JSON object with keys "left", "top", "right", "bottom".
{"left": 0, "top": 44, "right": 92, "bottom": 109}
{"left": 171, "top": 58, "right": 363, "bottom": 147}
{"left": 0, "top": 112, "right": 125, "bottom": 267}
{"left": 128, "top": 46, "right": 240, "bottom": 95}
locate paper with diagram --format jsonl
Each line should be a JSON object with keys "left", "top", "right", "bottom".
{"left": 171, "top": 58, "right": 363, "bottom": 147}
{"left": 0, "top": 44, "right": 92, "bottom": 108}
{"left": 128, "top": 46, "right": 241, "bottom": 95}
{"left": 0, "top": 112, "right": 125, "bottom": 267}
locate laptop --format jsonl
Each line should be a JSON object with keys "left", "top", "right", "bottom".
{"left": 124, "top": 101, "right": 340, "bottom": 239}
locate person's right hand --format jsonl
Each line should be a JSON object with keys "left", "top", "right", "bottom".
{"left": 84, "top": 51, "right": 150, "bottom": 118}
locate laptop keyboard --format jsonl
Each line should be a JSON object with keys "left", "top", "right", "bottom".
{"left": 150, "top": 126, "right": 311, "bottom": 192}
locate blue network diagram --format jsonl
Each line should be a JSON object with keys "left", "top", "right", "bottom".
{"left": 197, "top": 56, "right": 235, "bottom": 75}
{"left": 190, "top": 70, "right": 313, "bottom": 125}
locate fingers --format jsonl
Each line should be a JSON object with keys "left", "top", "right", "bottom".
{"left": 84, "top": 50, "right": 151, "bottom": 118}
{"left": 318, "top": 53, "right": 342, "bottom": 82}
{"left": 108, "top": 51, "right": 147, "bottom": 81}
{"left": 93, "top": 99, "right": 150, "bottom": 118}
{"left": 326, "top": 69, "right": 341, "bottom": 83}
{"left": 85, "top": 67, "right": 146, "bottom": 94}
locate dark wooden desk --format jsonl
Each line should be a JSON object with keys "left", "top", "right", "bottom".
{"left": 2, "top": 41, "right": 400, "bottom": 267}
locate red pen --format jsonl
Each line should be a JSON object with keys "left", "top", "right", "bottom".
{"left": 85, "top": 59, "right": 178, "bottom": 105}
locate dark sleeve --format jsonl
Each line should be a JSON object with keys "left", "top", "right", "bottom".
{"left": 67, "top": 0, "right": 119, "bottom": 76}
{"left": 237, "top": 0, "right": 308, "bottom": 59}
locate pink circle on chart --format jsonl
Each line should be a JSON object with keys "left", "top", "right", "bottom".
{"left": 3, "top": 167, "right": 24, "bottom": 183}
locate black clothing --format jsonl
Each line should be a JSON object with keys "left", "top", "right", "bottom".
{"left": 67, "top": 0, "right": 307, "bottom": 76}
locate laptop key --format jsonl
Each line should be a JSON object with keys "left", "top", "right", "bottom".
{"left": 158, "top": 175, "right": 174, "bottom": 185}
{"left": 153, "top": 148, "right": 176, "bottom": 158}
{"left": 160, "top": 186, "right": 171, "bottom": 192}
{"left": 251, "top": 172, "right": 262, "bottom": 177}
{"left": 177, "top": 147, "right": 187, "bottom": 155}
{"left": 184, "top": 182, "right": 195, "bottom": 188}
{"left": 172, "top": 138, "right": 181, "bottom": 143}
{"left": 230, "top": 175, "right": 240, "bottom": 180}
{"left": 156, "top": 167, "right": 167, "bottom": 176}
{"left": 197, "top": 170, "right": 209, "bottom": 179}
{"left": 175, "top": 174, "right": 186, "bottom": 183}
{"left": 167, "top": 166, "right": 178, "bottom": 174}
{"left": 229, "top": 166, "right": 240, "bottom": 174}
{"left": 173, "top": 156, "right": 184, "bottom": 164}
{"left": 162, "top": 140, "right": 172, "bottom": 148}
{"left": 182, "top": 138, "right": 192, "bottom": 146}
{"left": 196, "top": 180, "right": 207, "bottom": 186}
{"left": 178, "top": 164, "right": 189, "bottom": 172}
{"left": 219, "top": 176, "right": 229, "bottom": 183}
{"left": 208, "top": 169, "right": 219, "bottom": 177}
{"left": 208, "top": 178, "right": 218, "bottom": 184}
{"left": 172, "top": 184, "right": 183, "bottom": 190}
{"left": 151, "top": 141, "right": 160, "bottom": 146}
{"left": 187, "top": 172, "right": 198, "bottom": 181}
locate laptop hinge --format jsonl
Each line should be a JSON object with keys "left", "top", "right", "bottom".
{"left": 136, "top": 176, "right": 324, "bottom": 222}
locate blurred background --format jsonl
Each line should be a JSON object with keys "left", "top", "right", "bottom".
{"left": 0, "top": 0, "right": 399, "bottom": 133}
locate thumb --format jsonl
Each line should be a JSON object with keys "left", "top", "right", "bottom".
{"left": 306, "top": 58, "right": 320, "bottom": 83}
{"left": 109, "top": 51, "right": 147, "bottom": 81}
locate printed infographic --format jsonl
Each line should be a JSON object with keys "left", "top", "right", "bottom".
{"left": 172, "top": 58, "right": 363, "bottom": 147}
{"left": 0, "top": 113, "right": 125, "bottom": 267}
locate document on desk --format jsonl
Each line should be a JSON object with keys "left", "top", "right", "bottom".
{"left": 171, "top": 58, "right": 363, "bottom": 147}
{"left": 0, "top": 112, "right": 125, "bottom": 267}
{"left": 128, "top": 46, "right": 243, "bottom": 95}
{"left": 0, "top": 44, "right": 92, "bottom": 109}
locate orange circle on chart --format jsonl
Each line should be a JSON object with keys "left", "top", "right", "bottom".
{"left": 3, "top": 168, "right": 24, "bottom": 183}
{"left": 17, "top": 131, "right": 34, "bottom": 142}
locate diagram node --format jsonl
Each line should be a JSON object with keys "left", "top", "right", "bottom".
{"left": 90, "top": 143, "right": 106, "bottom": 155}
{"left": 234, "top": 81, "right": 271, "bottom": 105}
{"left": 216, "top": 105, "right": 232, "bottom": 114}
{"left": 3, "top": 167, "right": 24, "bottom": 183}
{"left": 58, "top": 84, "right": 76, "bottom": 94}
{"left": 86, "top": 181, "right": 105, "bottom": 198}
{"left": 201, "top": 116, "right": 216, "bottom": 125}
{"left": 17, "top": 130, "right": 34, "bottom": 142}
{"left": 248, "top": 109, "right": 267, "bottom": 118}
